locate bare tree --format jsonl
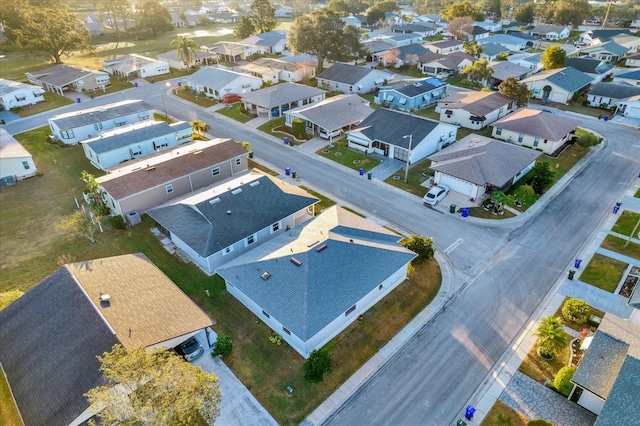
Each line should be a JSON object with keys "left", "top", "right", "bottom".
{"left": 447, "top": 17, "right": 473, "bottom": 41}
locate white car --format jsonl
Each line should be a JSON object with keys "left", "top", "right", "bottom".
{"left": 435, "top": 72, "right": 450, "bottom": 80}
{"left": 423, "top": 184, "right": 450, "bottom": 206}
{"left": 319, "top": 128, "right": 343, "bottom": 139}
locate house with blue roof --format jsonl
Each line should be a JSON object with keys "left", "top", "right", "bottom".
{"left": 521, "top": 66, "right": 593, "bottom": 104}
{"left": 80, "top": 120, "right": 193, "bottom": 170}
{"left": 614, "top": 69, "right": 640, "bottom": 85}
{"left": 374, "top": 77, "right": 447, "bottom": 111}
{"left": 147, "top": 172, "right": 319, "bottom": 275}
{"left": 217, "top": 205, "right": 416, "bottom": 358}
{"left": 507, "top": 52, "right": 543, "bottom": 73}
{"left": 241, "top": 31, "right": 287, "bottom": 54}
{"left": 578, "top": 41, "right": 630, "bottom": 63}
{"left": 479, "top": 43, "right": 510, "bottom": 61}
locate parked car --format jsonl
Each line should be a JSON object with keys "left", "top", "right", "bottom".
{"left": 176, "top": 337, "right": 204, "bottom": 362}
{"left": 222, "top": 93, "right": 242, "bottom": 104}
{"left": 435, "top": 71, "right": 450, "bottom": 80}
{"left": 423, "top": 184, "right": 450, "bottom": 206}
{"left": 319, "top": 128, "right": 344, "bottom": 139}
{"left": 271, "top": 106, "right": 290, "bottom": 116}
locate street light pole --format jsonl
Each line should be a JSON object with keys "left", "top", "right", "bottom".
{"left": 403, "top": 134, "right": 412, "bottom": 183}
{"left": 161, "top": 82, "right": 171, "bottom": 122}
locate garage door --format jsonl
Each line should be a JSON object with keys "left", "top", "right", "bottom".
{"left": 436, "top": 173, "right": 475, "bottom": 197}
{"left": 551, "top": 91, "right": 566, "bottom": 103}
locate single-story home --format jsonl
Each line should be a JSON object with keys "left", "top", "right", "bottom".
{"left": 48, "top": 99, "right": 155, "bottom": 145}
{"left": 209, "top": 11, "right": 243, "bottom": 24}
{"left": 565, "top": 57, "right": 614, "bottom": 83}
{"left": 241, "top": 31, "right": 287, "bottom": 54}
{"left": 26, "top": 64, "right": 110, "bottom": 95}
{"left": 374, "top": 77, "right": 447, "bottom": 111}
{"left": 240, "top": 82, "right": 326, "bottom": 118}
{"left": 579, "top": 29, "right": 634, "bottom": 45}
{"left": 488, "top": 61, "right": 531, "bottom": 86}
{"left": 521, "top": 66, "right": 593, "bottom": 104}
{"left": 97, "top": 139, "right": 249, "bottom": 217}
{"left": 0, "top": 78, "right": 45, "bottom": 110}
{"left": 587, "top": 81, "right": 640, "bottom": 108}
{"left": 424, "top": 39, "right": 464, "bottom": 54}
{"left": 394, "top": 21, "right": 439, "bottom": 37}
{"left": 479, "top": 34, "right": 529, "bottom": 52}
{"left": 491, "top": 108, "right": 581, "bottom": 154}
{"left": 626, "top": 52, "right": 640, "bottom": 67}
{"left": 156, "top": 49, "right": 218, "bottom": 70}
{"left": 428, "top": 134, "right": 541, "bottom": 200}
{"left": 0, "top": 253, "right": 214, "bottom": 426}
{"left": 201, "top": 42, "right": 263, "bottom": 62}
{"left": 501, "top": 21, "right": 534, "bottom": 34}
{"left": 611, "top": 34, "right": 640, "bottom": 54}
{"left": 284, "top": 94, "right": 374, "bottom": 139}
{"left": 0, "top": 128, "right": 37, "bottom": 183}
{"left": 419, "top": 51, "right": 476, "bottom": 76}
{"left": 84, "top": 21, "right": 104, "bottom": 37}
{"left": 102, "top": 54, "right": 170, "bottom": 78}
{"left": 217, "top": 206, "right": 416, "bottom": 358}
{"left": 613, "top": 69, "right": 640, "bottom": 85}
{"left": 341, "top": 15, "right": 363, "bottom": 28}
{"left": 615, "top": 95, "right": 640, "bottom": 119}
{"left": 578, "top": 41, "right": 629, "bottom": 63}
{"left": 233, "top": 57, "right": 315, "bottom": 84}
{"left": 436, "top": 91, "right": 514, "bottom": 129}
{"left": 508, "top": 52, "right": 543, "bottom": 73}
{"left": 347, "top": 108, "right": 457, "bottom": 163}
{"left": 463, "top": 25, "right": 490, "bottom": 42}
{"left": 316, "top": 63, "right": 392, "bottom": 94}
{"left": 569, "top": 314, "right": 640, "bottom": 423}
{"left": 474, "top": 20, "right": 502, "bottom": 32}
{"left": 528, "top": 24, "right": 570, "bottom": 40}
{"left": 183, "top": 67, "right": 263, "bottom": 100}
{"left": 147, "top": 172, "right": 319, "bottom": 275}
{"left": 81, "top": 120, "right": 193, "bottom": 170}
{"left": 479, "top": 42, "right": 511, "bottom": 61}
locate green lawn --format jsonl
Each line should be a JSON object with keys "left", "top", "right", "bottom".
{"left": 315, "top": 140, "right": 381, "bottom": 172}
{"left": 636, "top": 188, "right": 640, "bottom": 198}
{"left": 414, "top": 105, "right": 440, "bottom": 121}
{"left": 13, "top": 92, "right": 73, "bottom": 117}
{"left": 248, "top": 159, "right": 278, "bottom": 176}
{"left": 216, "top": 102, "right": 256, "bottom": 123}
{"left": 173, "top": 86, "right": 219, "bottom": 108}
{"left": 383, "top": 159, "right": 431, "bottom": 197}
{"left": 0, "top": 368, "right": 21, "bottom": 426}
{"left": 481, "top": 400, "right": 528, "bottom": 426}
{"left": 559, "top": 101, "right": 605, "bottom": 118}
{"left": 257, "top": 117, "right": 312, "bottom": 144}
{"left": 299, "top": 186, "right": 336, "bottom": 212}
{"left": 612, "top": 211, "right": 640, "bottom": 237}
{"left": 602, "top": 235, "right": 640, "bottom": 261}
{"left": 518, "top": 330, "right": 572, "bottom": 384}
{"left": 580, "top": 253, "right": 628, "bottom": 293}
{"left": 465, "top": 205, "right": 517, "bottom": 219}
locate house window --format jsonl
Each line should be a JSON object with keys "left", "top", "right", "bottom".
{"left": 345, "top": 305, "right": 356, "bottom": 316}
{"left": 60, "top": 130, "right": 75, "bottom": 139}
{"left": 282, "top": 326, "right": 291, "bottom": 335}
{"left": 94, "top": 123, "right": 103, "bottom": 131}
{"left": 235, "top": 158, "right": 241, "bottom": 166}
{"left": 165, "top": 184, "right": 173, "bottom": 194}
{"left": 115, "top": 120, "right": 127, "bottom": 127}
{"left": 533, "top": 137, "right": 539, "bottom": 147}
{"left": 271, "top": 222, "right": 280, "bottom": 233}
{"left": 263, "top": 310, "right": 270, "bottom": 318}
{"left": 399, "top": 98, "right": 407, "bottom": 105}
{"left": 22, "top": 161, "right": 30, "bottom": 170}
{"left": 499, "top": 106, "right": 504, "bottom": 113}
{"left": 212, "top": 167, "right": 220, "bottom": 176}
{"left": 518, "top": 133, "right": 524, "bottom": 143}
{"left": 496, "top": 128, "right": 502, "bottom": 135}
{"left": 15, "top": 95, "right": 26, "bottom": 101}
{"left": 176, "top": 133, "right": 191, "bottom": 141}
{"left": 223, "top": 246, "right": 233, "bottom": 255}
{"left": 246, "top": 234, "right": 256, "bottom": 246}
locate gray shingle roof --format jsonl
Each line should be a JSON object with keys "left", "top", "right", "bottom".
{"left": 287, "top": 94, "right": 374, "bottom": 131}
{"left": 581, "top": 40, "right": 629, "bottom": 56}
{"left": 492, "top": 108, "right": 581, "bottom": 140}
{"left": 157, "top": 49, "right": 218, "bottom": 62}
{"left": 241, "top": 31, "right": 286, "bottom": 47}
{"left": 595, "top": 356, "right": 640, "bottom": 426}
{"left": 27, "top": 64, "right": 107, "bottom": 87}
{"left": 103, "top": 54, "right": 162, "bottom": 74}
{"left": 354, "top": 108, "right": 440, "bottom": 149}
{"left": 217, "top": 206, "right": 416, "bottom": 340}
{"left": 429, "top": 39, "right": 463, "bottom": 49}
{"left": 49, "top": 99, "right": 153, "bottom": 130}
{"left": 0, "top": 78, "right": 43, "bottom": 96}
{"left": 489, "top": 61, "right": 531, "bottom": 81}
{"left": 183, "top": 66, "right": 261, "bottom": 91}
{"left": 82, "top": 120, "right": 191, "bottom": 154}
{"left": 481, "top": 42, "right": 510, "bottom": 57}
{"left": 589, "top": 81, "right": 640, "bottom": 100}
{"left": 530, "top": 24, "right": 567, "bottom": 35}
{"left": 387, "top": 77, "right": 445, "bottom": 98}
{"left": 239, "top": 82, "right": 325, "bottom": 108}
{"left": 0, "top": 267, "right": 117, "bottom": 426}
{"left": 437, "top": 91, "right": 512, "bottom": 118}
{"left": 566, "top": 57, "right": 614, "bottom": 75}
{"left": 147, "top": 174, "right": 319, "bottom": 257}
{"left": 428, "top": 134, "right": 541, "bottom": 187}
{"left": 397, "top": 44, "right": 429, "bottom": 58}
{"left": 588, "top": 29, "right": 633, "bottom": 43}
{"left": 317, "top": 63, "right": 376, "bottom": 85}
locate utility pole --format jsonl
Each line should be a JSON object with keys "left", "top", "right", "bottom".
{"left": 403, "top": 134, "right": 413, "bottom": 183}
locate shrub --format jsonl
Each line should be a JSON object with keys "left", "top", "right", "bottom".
{"left": 531, "top": 161, "right": 553, "bottom": 195}
{"left": 212, "top": 334, "right": 233, "bottom": 357}
{"left": 0, "top": 290, "right": 24, "bottom": 311}
{"left": 304, "top": 348, "right": 332, "bottom": 382}
{"left": 400, "top": 234, "right": 435, "bottom": 263}
{"left": 292, "top": 118, "right": 305, "bottom": 137}
{"left": 576, "top": 131, "right": 599, "bottom": 148}
{"left": 553, "top": 366, "right": 576, "bottom": 396}
{"left": 108, "top": 215, "right": 126, "bottom": 231}
{"left": 562, "top": 298, "right": 590, "bottom": 324}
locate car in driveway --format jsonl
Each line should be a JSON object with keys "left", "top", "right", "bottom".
{"left": 176, "top": 336, "right": 204, "bottom": 362}
{"left": 423, "top": 184, "right": 450, "bottom": 206}
{"left": 319, "top": 128, "right": 344, "bottom": 139}
{"left": 222, "top": 93, "right": 242, "bottom": 104}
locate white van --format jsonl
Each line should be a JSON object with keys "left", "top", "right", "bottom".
{"left": 319, "top": 128, "right": 343, "bottom": 139}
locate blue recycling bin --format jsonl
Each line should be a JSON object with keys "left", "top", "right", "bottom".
{"left": 76, "top": 97, "right": 81, "bottom": 103}
{"left": 603, "top": 115, "right": 609, "bottom": 121}
{"left": 285, "top": 167, "right": 291, "bottom": 176}
{"left": 283, "top": 137, "right": 288, "bottom": 145}
{"left": 359, "top": 168, "right": 364, "bottom": 176}
{"left": 134, "top": 82, "right": 139, "bottom": 88}
{"left": 574, "top": 258, "right": 582, "bottom": 269}
{"left": 461, "top": 208, "right": 469, "bottom": 217}
{"left": 465, "top": 405, "right": 476, "bottom": 421}
{"left": 613, "top": 205, "right": 620, "bottom": 214}
{"left": 177, "top": 81, "right": 182, "bottom": 87}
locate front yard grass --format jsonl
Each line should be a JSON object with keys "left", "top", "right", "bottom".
{"left": 383, "top": 159, "right": 431, "bottom": 197}
{"left": 635, "top": 188, "right": 640, "bottom": 198}
{"left": 315, "top": 140, "right": 381, "bottom": 172}
{"left": 13, "top": 92, "right": 73, "bottom": 117}
{"left": 466, "top": 206, "right": 517, "bottom": 219}
{"left": 248, "top": 159, "right": 278, "bottom": 176}
{"left": 173, "top": 86, "right": 219, "bottom": 108}
{"left": 518, "top": 331, "right": 572, "bottom": 384}
{"left": 216, "top": 102, "right": 256, "bottom": 123}
{"left": 554, "top": 297, "right": 606, "bottom": 332}
{"left": 558, "top": 102, "right": 604, "bottom": 118}
{"left": 612, "top": 211, "right": 640, "bottom": 237}
{"left": 480, "top": 400, "right": 528, "bottom": 426}
{"left": 579, "top": 253, "right": 627, "bottom": 293}
{"left": 257, "top": 117, "right": 311, "bottom": 144}
{"left": 602, "top": 235, "right": 640, "bottom": 261}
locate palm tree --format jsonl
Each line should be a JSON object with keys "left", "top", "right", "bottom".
{"left": 170, "top": 35, "right": 198, "bottom": 68}
{"left": 190, "top": 120, "right": 209, "bottom": 138}
{"left": 535, "top": 316, "right": 567, "bottom": 359}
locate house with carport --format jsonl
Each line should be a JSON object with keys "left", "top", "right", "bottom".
{"left": 375, "top": 77, "right": 447, "bottom": 111}
{"left": 566, "top": 57, "right": 614, "bottom": 84}
{"left": 316, "top": 63, "right": 392, "bottom": 94}
{"left": 48, "top": 99, "right": 155, "bottom": 145}
{"left": 97, "top": 139, "right": 249, "bottom": 217}
{"left": 587, "top": 81, "right": 640, "bottom": 108}
{"left": 156, "top": 49, "right": 218, "bottom": 70}
{"left": 234, "top": 58, "right": 315, "bottom": 84}
{"left": 0, "top": 253, "right": 214, "bottom": 426}
{"left": 241, "top": 31, "right": 287, "bottom": 54}
{"left": 26, "top": 64, "right": 110, "bottom": 95}
{"left": 201, "top": 42, "right": 263, "bottom": 62}
{"left": 346, "top": 108, "right": 457, "bottom": 163}
{"left": 183, "top": 67, "right": 262, "bottom": 100}
{"left": 521, "top": 67, "right": 593, "bottom": 104}
{"left": 217, "top": 206, "right": 417, "bottom": 358}
{"left": 428, "top": 134, "right": 541, "bottom": 200}
{"left": 102, "top": 54, "right": 169, "bottom": 78}
{"left": 0, "top": 78, "right": 45, "bottom": 110}
{"left": 614, "top": 95, "right": 640, "bottom": 119}
{"left": 147, "top": 172, "right": 319, "bottom": 275}
{"left": 479, "top": 34, "right": 529, "bottom": 52}
{"left": 436, "top": 91, "right": 514, "bottom": 129}
{"left": 419, "top": 51, "right": 476, "bottom": 76}
{"left": 0, "top": 128, "right": 37, "bottom": 184}
{"left": 240, "top": 82, "right": 325, "bottom": 118}
{"left": 578, "top": 41, "right": 629, "bottom": 63}
{"left": 491, "top": 109, "right": 581, "bottom": 155}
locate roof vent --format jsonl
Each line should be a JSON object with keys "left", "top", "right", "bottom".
{"left": 227, "top": 210, "right": 232, "bottom": 215}
{"left": 193, "top": 150, "right": 203, "bottom": 155}
{"left": 209, "top": 197, "right": 221, "bottom": 204}
{"left": 146, "top": 166, "right": 155, "bottom": 171}
{"left": 231, "top": 188, "right": 242, "bottom": 195}
{"left": 308, "top": 240, "right": 320, "bottom": 247}
{"left": 290, "top": 257, "right": 302, "bottom": 266}
{"left": 316, "top": 244, "right": 328, "bottom": 252}
{"left": 261, "top": 271, "right": 271, "bottom": 280}
{"left": 100, "top": 293, "right": 111, "bottom": 303}
{"left": 250, "top": 181, "right": 260, "bottom": 187}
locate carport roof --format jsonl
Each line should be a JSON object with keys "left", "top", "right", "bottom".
{"left": 286, "top": 94, "right": 374, "bottom": 131}
{"left": 240, "top": 82, "right": 325, "bottom": 108}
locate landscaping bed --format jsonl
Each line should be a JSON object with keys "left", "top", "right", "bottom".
{"left": 619, "top": 266, "right": 640, "bottom": 299}
{"left": 553, "top": 297, "right": 605, "bottom": 332}
{"left": 518, "top": 332, "right": 572, "bottom": 384}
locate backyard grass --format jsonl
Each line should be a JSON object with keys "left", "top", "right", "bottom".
{"left": 559, "top": 101, "right": 604, "bottom": 118}
{"left": 612, "top": 211, "right": 640, "bottom": 237}
{"left": 216, "top": 102, "right": 256, "bottom": 123}
{"left": 466, "top": 206, "right": 517, "bottom": 219}
{"left": 299, "top": 186, "right": 336, "bottom": 213}
{"left": 13, "top": 92, "right": 73, "bottom": 117}
{"left": 518, "top": 331, "right": 572, "bottom": 384}
{"left": 315, "top": 140, "right": 381, "bottom": 172}
{"left": 554, "top": 297, "right": 606, "bottom": 332}
{"left": 0, "top": 367, "right": 21, "bottom": 426}
{"left": 579, "top": 253, "right": 628, "bottom": 293}
{"left": 480, "top": 400, "right": 528, "bottom": 426}
{"left": 414, "top": 105, "right": 440, "bottom": 121}
{"left": 602, "top": 235, "right": 640, "bottom": 261}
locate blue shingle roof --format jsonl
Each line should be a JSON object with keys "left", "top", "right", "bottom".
{"left": 546, "top": 67, "right": 593, "bottom": 92}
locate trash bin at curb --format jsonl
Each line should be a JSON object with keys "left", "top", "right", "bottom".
{"left": 367, "top": 172, "right": 372, "bottom": 180}
{"left": 359, "top": 168, "right": 364, "bottom": 176}
{"left": 292, "top": 171, "right": 297, "bottom": 179}
{"left": 449, "top": 204, "right": 456, "bottom": 213}
{"left": 568, "top": 270, "right": 576, "bottom": 280}
{"left": 285, "top": 168, "right": 290, "bottom": 176}
{"left": 461, "top": 208, "right": 469, "bottom": 217}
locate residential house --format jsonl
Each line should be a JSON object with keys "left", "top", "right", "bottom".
{"left": 170, "top": 12, "right": 185, "bottom": 27}
{"left": 570, "top": 314, "right": 640, "bottom": 423}
{"left": 521, "top": 67, "right": 593, "bottom": 104}
{"left": 0, "top": 253, "right": 214, "bottom": 426}
{"left": 0, "top": 78, "right": 45, "bottom": 110}
{"left": 579, "top": 29, "right": 633, "bottom": 45}
{"left": 209, "top": 11, "right": 242, "bottom": 24}
{"left": 488, "top": 61, "right": 531, "bottom": 87}
{"left": 615, "top": 95, "right": 640, "bottom": 120}
{"left": 363, "top": 39, "right": 395, "bottom": 64}
{"left": 316, "top": 63, "right": 392, "bottom": 94}
{"left": 578, "top": 41, "right": 629, "bottom": 63}
{"left": 436, "top": 91, "right": 514, "bottom": 129}
{"left": 234, "top": 58, "right": 315, "bottom": 84}
{"left": 396, "top": 21, "right": 440, "bottom": 37}
{"left": 501, "top": 21, "right": 534, "bottom": 34}
{"left": 566, "top": 57, "right": 615, "bottom": 83}
{"left": 374, "top": 77, "right": 447, "bottom": 111}
{"left": 84, "top": 21, "right": 104, "bottom": 37}
{"left": 80, "top": 120, "right": 193, "bottom": 170}
{"left": 479, "top": 34, "right": 529, "bottom": 52}
{"left": 474, "top": 20, "right": 502, "bottom": 32}
{"left": 285, "top": 94, "right": 374, "bottom": 138}
{"left": 156, "top": 49, "right": 218, "bottom": 70}
{"left": 26, "top": 64, "right": 110, "bottom": 95}
{"left": 183, "top": 67, "right": 262, "bottom": 100}
{"left": 102, "top": 54, "right": 170, "bottom": 78}
{"left": 241, "top": 31, "right": 287, "bottom": 54}
{"left": 201, "top": 42, "right": 263, "bottom": 62}
{"left": 97, "top": 139, "right": 249, "bottom": 217}
{"left": 611, "top": 34, "right": 640, "bottom": 54}
{"left": 147, "top": 172, "right": 319, "bottom": 275}
{"left": 491, "top": 108, "right": 581, "bottom": 155}
{"left": 384, "top": 12, "right": 403, "bottom": 26}
{"left": 479, "top": 43, "right": 510, "bottom": 61}
{"left": 0, "top": 128, "right": 37, "bottom": 184}
{"left": 416, "top": 14, "right": 442, "bottom": 24}
{"left": 508, "top": 52, "right": 543, "bottom": 73}
{"left": 240, "top": 82, "right": 325, "bottom": 117}
{"left": 347, "top": 108, "right": 457, "bottom": 163}
{"left": 587, "top": 81, "right": 640, "bottom": 108}
{"left": 48, "top": 99, "right": 155, "bottom": 145}
{"left": 390, "top": 44, "right": 430, "bottom": 67}
{"left": 625, "top": 52, "right": 640, "bottom": 67}
{"left": 274, "top": 6, "right": 295, "bottom": 17}
{"left": 341, "top": 15, "right": 362, "bottom": 28}
{"left": 424, "top": 39, "right": 463, "bottom": 54}
{"left": 217, "top": 206, "right": 416, "bottom": 358}
{"left": 528, "top": 24, "right": 570, "bottom": 40}
{"left": 613, "top": 69, "right": 640, "bottom": 85}
{"left": 428, "top": 134, "right": 541, "bottom": 200}
{"left": 463, "top": 25, "right": 490, "bottom": 42}
{"left": 419, "top": 51, "right": 476, "bottom": 76}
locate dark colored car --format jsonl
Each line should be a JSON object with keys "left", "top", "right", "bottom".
{"left": 176, "top": 337, "right": 204, "bottom": 362}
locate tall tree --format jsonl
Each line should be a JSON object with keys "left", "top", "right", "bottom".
{"left": 15, "top": 7, "right": 92, "bottom": 64}
{"left": 498, "top": 77, "right": 529, "bottom": 107}
{"left": 513, "top": 3, "right": 535, "bottom": 23}
{"left": 326, "top": 0, "right": 368, "bottom": 15}
{"left": 413, "top": 0, "right": 448, "bottom": 15}
{"left": 234, "top": 16, "right": 255, "bottom": 39}
{"left": 441, "top": 0, "right": 485, "bottom": 21}
{"left": 136, "top": 0, "right": 173, "bottom": 36}
{"left": 85, "top": 344, "right": 220, "bottom": 425}
{"left": 480, "top": 0, "right": 502, "bottom": 20}
{"left": 292, "top": 0, "right": 313, "bottom": 15}
{"left": 58, "top": 209, "right": 100, "bottom": 244}
{"left": 463, "top": 40, "right": 483, "bottom": 57}
{"left": 0, "top": 0, "right": 28, "bottom": 43}
{"left": 400, "top": 234, "right": 435, "bottom": 263}
{"left": 461, "top": 58, "right": 493, "bottom": 85}
{"left": 541, "top": 44, "right": 566, "bottom": 70}
{"left": 288, "top": 9, "right": 363, "bottom": 74}
{"left": 249, "top": 0, "right": 277, "bottom": 34}
{"left": 98, "top": 0, "right": 132, "bottom": 42}
{"left": 447, "top": 16, "right": 474, "bottom": 40}
{"left": 171, "top": 35, "right": 199, "bottom": 68}
{"left": 553, "top": 0, "right": 591, "bottom": 27}
{"left": 369, "top": 0, "right": 401, "bottom": 14}
{"left": 81, "top": 171, "right": 110, "bottom": 217}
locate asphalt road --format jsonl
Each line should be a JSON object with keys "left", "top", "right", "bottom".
{"left": 6, "top": 86, "right": 640, "bottom": 425}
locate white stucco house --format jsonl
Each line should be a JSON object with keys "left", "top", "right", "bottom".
{"left": 528, "top": 24, "right": 570, "bottom": 40}
{"left": 615, "top": 95, "right": 640, "bottom": 119}
{"left": 102, "top": 54, "right": 170, "bottom": 78}
{"left": 587, "top": 81, "right": 640, "bottom": 108}
{"left": 156, "top": 49, "right": 219, "bottom": 70}
{"left": 626, "top": 52, "right": 640, "bottom": 67}
{"left": 0, "top": 79, "right": 45, "bottom": 111}
{"left": 241, "top": 31, "right": 287, "bottom": 54}
{"left": 436, "top": 91, "right": 514, "bottom": 129}
{"left": 521, "top": 67, "right": 593, "bottom": 104}
{"left": 183, "top": 67, "right": 263, "bottom": 100}
{"left": 26, "top": 64, "right": 110, "bottom": 95}
{"left": 316, "top": 63, "right": 392, "bottom": 95}
{"left": 0, "top": 128, "right": 37, "bottom": 184}
{"left": 217, "top": 206, "right": 417, "bottom": 358}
